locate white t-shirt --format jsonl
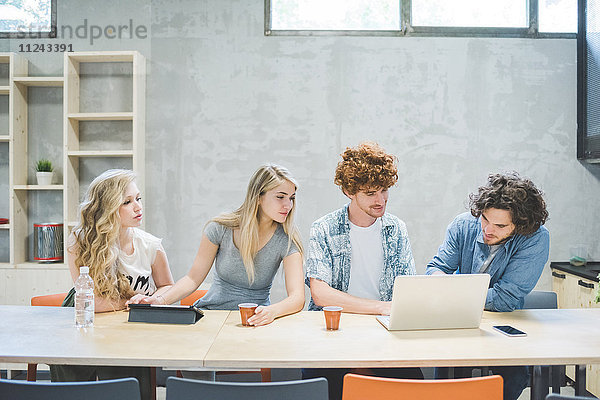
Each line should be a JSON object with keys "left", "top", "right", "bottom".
{"left": 118, "top": 228, "right": 162, "bottom": 296}
{"left": 347, "top": 218, "right": 383, "bottom": 300}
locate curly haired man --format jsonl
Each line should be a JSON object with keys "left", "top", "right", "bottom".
{"left": 303, "top": 142, "right": 422, "bottom": 399}
{"left": 427, "top": 172, "right": 550, "bottom": 400}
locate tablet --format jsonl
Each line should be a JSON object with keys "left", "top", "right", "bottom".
{"left": 128, "top": 303, "right": 204, "bottom": 324}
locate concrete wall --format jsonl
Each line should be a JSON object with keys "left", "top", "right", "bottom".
{"left": 1, "top": 1, "right": 599, "bottom": 299}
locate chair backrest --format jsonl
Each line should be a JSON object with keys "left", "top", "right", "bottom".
{"left": 546, "top": 394, "right": 597, "bottom": 400}
{"left": 30, "top": 292, "right": 68, "bottom": 307}
{"left": 342, "top": 373, "right": 503, "bottom": 400}
{"left": 522, "top": 290, "right": 558, "bottom": 309}
{"left": 166, "top": 376, "right": 328, "bottom": 400}
{"left": 0, "top": 377, "right": 140, "bottom": 400}
{"left": 180, "top": 289, "right": 208, "bottom": 306}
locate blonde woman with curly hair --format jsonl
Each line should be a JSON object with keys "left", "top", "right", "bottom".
{"left": 68, "top": 168, "right": 173, "bottom": 310}
{"left": 51, "top": 169, "right": 173, "bottom": 400}
{"left": 130, "top": 164, "right": 304, "bottom": 327}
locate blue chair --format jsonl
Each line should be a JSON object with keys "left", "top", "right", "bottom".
{"left": 0, "top": 377, "right": 140, "bottom": 400}
{"left": 165, "top": 376, "right": 328, "bottom": 400}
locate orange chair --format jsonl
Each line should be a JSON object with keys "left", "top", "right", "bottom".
{"left": 178, "top": 290, "right": 271, "bottom": 382}
{"left": 179, "top": 289, "right": 208, "bottom": 306}
{"left": 31, "top": 292, "right": 68, "bottom": 307}
{"left": 29, "top": 293, "right": 158, "bottom": 400}
{"left": 342, "top": 373, "right": 503, "bottom": 400}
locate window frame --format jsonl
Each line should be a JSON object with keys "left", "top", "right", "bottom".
{"left": 265, "top": 0, "right": 576, "bottom": 39}
{"left": 0, "top": 0, "right": 57, "bottom": 39}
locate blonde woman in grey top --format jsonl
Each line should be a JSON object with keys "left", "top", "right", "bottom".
{"left": 129, "top": 164, "right": 304, "bottom": 326}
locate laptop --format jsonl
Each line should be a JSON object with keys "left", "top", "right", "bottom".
{"left": 376, "top": 274, "right": 490, "bottom": 331}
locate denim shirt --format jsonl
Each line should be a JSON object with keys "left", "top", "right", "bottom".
{"left": 305, "top": 204, "right": 416, "bottom": 311}
{"left": 426, "top": 212, "right": 550, "bottom": 312}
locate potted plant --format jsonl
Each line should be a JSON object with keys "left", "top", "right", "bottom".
{"left": 35, "top": 158, "right": 54, "bottom": 185}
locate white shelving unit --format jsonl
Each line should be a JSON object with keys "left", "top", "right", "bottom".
{"left": 63, "top": 51, "right": 145, "bottom": 268}
{"left": 0, "top": 51, "right": 146, "bottom": 305}
{"left": 11, "top": 61, "right": 64, "bottom": 266}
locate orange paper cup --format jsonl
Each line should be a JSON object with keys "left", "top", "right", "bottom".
{"left": 238, "top": 303, "right": 258, "bottom": 326}
{"left": 323, "top": 306, "right": 343, "bottom": 330}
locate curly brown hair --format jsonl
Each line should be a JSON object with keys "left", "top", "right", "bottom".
{"left": 469, "top": 172, "right": 548, "bottom": 236}
{"left": 334, "top": 142, "right": 398, "bottom": 195}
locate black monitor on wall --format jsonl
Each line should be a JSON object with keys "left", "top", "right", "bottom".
{"left": 578, "top": 0, "right": 600, "bottom": 162}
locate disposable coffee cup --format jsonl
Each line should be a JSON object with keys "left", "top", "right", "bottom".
{"left": 238, "top": 303, "right": 258, "bottom": 326}
{"left": 323, "top": 306, "right": 343, "bottom": 330}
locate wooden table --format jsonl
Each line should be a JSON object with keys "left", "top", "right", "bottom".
{"left": 0, "top": 305, "right": 229, "bottom": 368}
{"left": 1, "top": 306, "right": 599, "bottom": 399}
{"left": 204, "top": 308, "right": 600, "bottom": 399}
{"left": 204, "top": 308, "right": 600, "bottom": 369}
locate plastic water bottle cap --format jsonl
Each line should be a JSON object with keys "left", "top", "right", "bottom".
{"left": 79, "top": 266, "right": 89, "bottom": 274}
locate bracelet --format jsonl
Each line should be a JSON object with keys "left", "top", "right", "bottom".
{"left": 156, "top": 294, "right": 166, "bottom": 305}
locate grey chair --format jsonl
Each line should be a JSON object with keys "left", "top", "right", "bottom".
{"left": 523, "top": 290, "right": 558, "bottom": 309}
{"left": 0, "top": 377, "right": 140, "bottom": 400}
{"left": 546, "top": 394, "right": 598, "bottom": 399}
{"left": 166, "top": 376, "right": 328, "bottom": 400}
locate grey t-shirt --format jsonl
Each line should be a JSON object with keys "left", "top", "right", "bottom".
{"left": 194, "top": 221, "right": 299, "bottom": 310}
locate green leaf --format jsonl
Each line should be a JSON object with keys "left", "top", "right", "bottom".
{"left": 35, "top": 158, "right": 53, "bottom": 172}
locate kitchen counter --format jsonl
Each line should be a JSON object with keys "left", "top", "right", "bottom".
{"left": 550, "top": 261, "right": 600, "bottom": 282}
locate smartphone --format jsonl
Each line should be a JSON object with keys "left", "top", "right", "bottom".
{"left": 493, "top": 325, "right": 527, "bottom": 337}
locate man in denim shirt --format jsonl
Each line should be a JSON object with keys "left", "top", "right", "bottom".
{"left": 303, "top": 142, "right": 422, "bottom": 400}
{"left": 427, "top": 172, "right": 550, "bottom": 400}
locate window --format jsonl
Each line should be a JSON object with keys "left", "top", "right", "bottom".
{"left": 266, "top": 0, "right": 576, "bottom": 37}
{"left": 0, "top": 0, "right": 56, "bottom": 38}
{"left": 411, "top": 0, "right": 527, "bottom": 28}
{"left": 270, "top": 0, "right": 399, "bottom": 31}
{"left": 539, "top": 0, "right": 578, "bottom": 33}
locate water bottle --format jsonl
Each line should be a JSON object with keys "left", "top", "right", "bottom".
{"left": 75, "top": 266, "right": 94, "bottom": 328}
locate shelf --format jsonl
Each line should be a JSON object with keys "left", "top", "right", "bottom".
{"left": 67, "top": 112, "right": 133, "bottom": 121}
{"left": 4, "top": 51, "right": 144, "bottom": 288}
{"left": 15, "top": 262, "right": 68, "bottom": 270}
{"left": 13, "top": 185, "right": 64, "bottom": 190}
{"left": 68, "top": 150, "right": 133, "bottom": 157}
{"left": 68, "top": 51, "right": 138, "bottom": 63}
{"left": 13, "top": 77, "right": 64, "bottom": 87}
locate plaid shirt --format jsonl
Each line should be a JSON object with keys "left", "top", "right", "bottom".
{"left": 305, "top": 204, "right": 416, "bottom": 310}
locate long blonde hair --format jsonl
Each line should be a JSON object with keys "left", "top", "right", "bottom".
{"left": 70, "top": 169, "right": 137, "bottom": 301}
{"left": 212, "top": 164, "right": 304, "bottom": 284}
